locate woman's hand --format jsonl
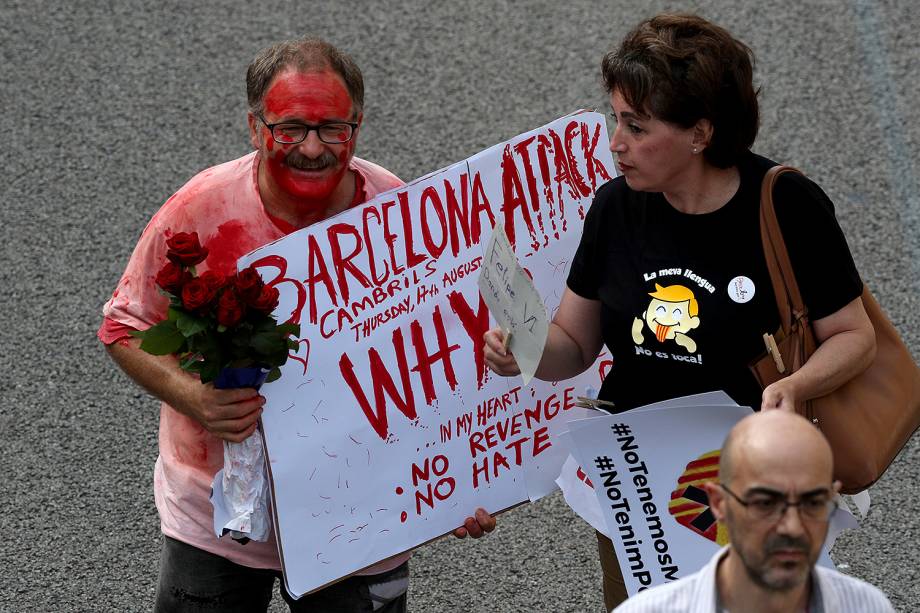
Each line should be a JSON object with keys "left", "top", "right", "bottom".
{"left": 484, "top": 327, "right": 520, "bottom": 376}
{"left": 761, "top": 378, "right": 798, "bottom": 412}
{"left": 761, "top": 296, "right": 875, "bottom": 412}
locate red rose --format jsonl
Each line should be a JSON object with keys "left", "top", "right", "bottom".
{"left": 251, "top": 285, "right": 280, "bottom": 313}
{"left": 166, "top": 232, "right": 209, "bottom": 266}
{"left": 234, "top": 266, "right": 265, "bottom": 304}
{"left": 181, "top": 278, "right": 214, "bottom": 312}
{"left": 155, "top": 262, "right": 191, "bottom": 295}
{"left": 199, "top": 270, "right": 226, "bottom": 293}
{"left": 216, "top": 289, "right": 246, "bottom": 327}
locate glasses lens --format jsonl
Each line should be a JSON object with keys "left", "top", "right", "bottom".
{"left": 746, "top": 496, "right": 835, "bottom": 521}
{"left": 273, "top": 124, "right": 307, "bottom": 144}
{"left": 747, "top": 496, "right": 785, "bottom": 520}
{"left": 801, "top": 498, "right": 835, "bottom": 521}
{"left": 318, "top": 123, "right": 352, "bottom": 143}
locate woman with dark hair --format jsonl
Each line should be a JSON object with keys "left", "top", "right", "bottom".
{"left": 484, "top": 13, "right": 875, "bottom": 609}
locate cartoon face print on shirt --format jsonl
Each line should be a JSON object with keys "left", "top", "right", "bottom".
{"left": 632, "top": 283, "right": 701, "bottom": 353}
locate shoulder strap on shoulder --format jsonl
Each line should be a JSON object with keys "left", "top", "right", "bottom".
{"left": 760, "top": 165, "right": 807, "bottom": 331}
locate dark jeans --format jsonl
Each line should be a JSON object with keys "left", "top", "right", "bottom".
{"left": 155, "top": 536, "right": 409, "bottom": 612}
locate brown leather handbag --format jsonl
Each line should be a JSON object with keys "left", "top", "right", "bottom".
{"left": 749, "top": 165, "right": 920, "bottom": 493}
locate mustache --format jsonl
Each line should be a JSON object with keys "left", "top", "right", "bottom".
{"left": 764, "top": 535, "right": 809, "bottom": 555}
{"left": 285, "top": 151, "right": 338, "bottom": 170}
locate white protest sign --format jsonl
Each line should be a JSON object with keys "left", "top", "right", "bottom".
{"left": 565, "top": 403, "right": 751, "bottom": 596}
{"left": 556, "top": 452, "right": 608, "bottom": 535}
{"left": 564, "top": 401, "right": 856, "bottom": 596}
{"left": 478, "top": 222, "right": 549, "bottom": 385}
{"left": 633, "top": 390, "right": 740, "bottom": 412}
{"left": 239, "top": 111, "right": 616, "bottom": 597}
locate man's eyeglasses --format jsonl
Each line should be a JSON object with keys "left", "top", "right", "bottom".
{"left": 258, "top": 115, "right": 358, "bottom": 145}
{"left": 720, "top": 484, "right": 837, "bottom": 522}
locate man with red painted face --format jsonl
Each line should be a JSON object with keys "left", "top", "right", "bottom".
{"left": 99, "top": 37, "right": 495, "bottom": 612}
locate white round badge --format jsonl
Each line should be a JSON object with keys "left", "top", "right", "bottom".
{"left": 727, "top": 276, "right": 756, "bottom": 304}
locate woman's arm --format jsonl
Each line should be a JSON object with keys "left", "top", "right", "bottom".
{"left": 484, "top": 288, "right": 604, "bottom": 381}
{"left": 761, "top": 296, "right": 876, "bottom": 411}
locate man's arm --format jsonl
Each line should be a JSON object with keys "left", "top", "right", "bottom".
{"left": 106, "top": 337, "right": 265, "bottom": 442}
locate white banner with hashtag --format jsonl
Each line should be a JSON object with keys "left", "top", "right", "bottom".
{"left": 564, "top": 402, "right": 751, "bottom": 596}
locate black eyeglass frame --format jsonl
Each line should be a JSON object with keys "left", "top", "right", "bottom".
{"left": 257, "top": 114, "right": 359, "bottom": 145}
{"left": 720, "top": 484, "right": 838, "bottom": 522}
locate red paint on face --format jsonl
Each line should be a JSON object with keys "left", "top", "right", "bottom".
{"left": 259, "top": 70, "right": 357, "bottom": 203}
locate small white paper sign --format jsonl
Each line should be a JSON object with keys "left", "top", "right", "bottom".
{"left": 478, "top": 223, "right": 549, "bottom": 385}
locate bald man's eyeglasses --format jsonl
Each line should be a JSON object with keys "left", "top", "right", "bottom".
{"left": 720, "top": 485, "right": 837, "bottom": 522}
{"left": 258, "top": 115, "right": 358, "bottom": 145}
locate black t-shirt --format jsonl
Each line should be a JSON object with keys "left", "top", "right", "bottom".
{"left": 566, "top": 152, "right": 862, "bottom": 411}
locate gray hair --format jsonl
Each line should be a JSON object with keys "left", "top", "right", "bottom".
{"left": 246, "top": 37, "right": 364, "bottom": 116}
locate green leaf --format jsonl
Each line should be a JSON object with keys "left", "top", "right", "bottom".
{"left": 277, "top": 322, "right": 300, "bottom": 337}
{"left": 176, "top": 310, "right": 209, "bottom": 337}
{"left": 252, "top": 318, "right": 276, "bottom": 333}
{"left": 181, "top": 360, "right": 204, "bottom": 375}
{"left": 138, "top": 321, "right": 186, "bottom": 355}
{"left": 230, "top": 328, "right": 253, "bottom": 348}
{"left": 265, "top": 367, "right": 281, "bottom": 383}
{"left": 251, "top": 331, "right": 282, "bottom": 355}
{"left": 199, "top": 360, "right": 221, "bottom": 384}
{"left": 179, "top": 355, "right": 201, "bottom": 369}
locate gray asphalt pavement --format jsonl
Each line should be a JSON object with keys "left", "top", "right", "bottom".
{"left": 2, "top": 1, "right": 918, "bottom": 611}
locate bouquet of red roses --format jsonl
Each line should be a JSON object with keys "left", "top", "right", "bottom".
{"left": 133, "top": 231, "right": 300, "bottom": 543}
{"left": 132, "top": 231, "right": 299, "bottom": 384}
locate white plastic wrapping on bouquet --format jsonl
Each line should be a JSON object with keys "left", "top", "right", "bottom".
{"left": 209, "top": 434, "right": 271, "bottom": 542}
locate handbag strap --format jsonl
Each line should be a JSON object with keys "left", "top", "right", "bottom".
{"left": 759, "top": 165, "right": 808, "bottom": 333}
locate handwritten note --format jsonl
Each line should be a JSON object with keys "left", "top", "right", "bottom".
{"left": 478, "top": 223, "right": 549, "bottom": 385}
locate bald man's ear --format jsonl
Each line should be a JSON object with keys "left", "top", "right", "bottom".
{"left": 703, "top": 481, "right": 728, "bottom": 522}
{"left": 832, "top": 480, "right": 842, "bottom": 496}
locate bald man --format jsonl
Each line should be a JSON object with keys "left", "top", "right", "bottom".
{"left": 613, "top": 411, "right": 893, "bottom": 612}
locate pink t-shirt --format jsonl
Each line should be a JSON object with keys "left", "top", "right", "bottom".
{"left": 99, "top": 151, "right": 409, "bottom": 573}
